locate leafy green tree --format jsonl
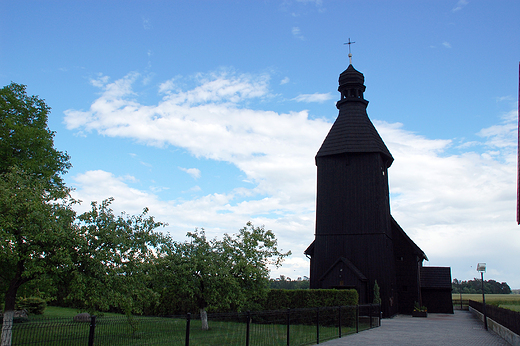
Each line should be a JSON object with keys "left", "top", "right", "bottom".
{"left": 0, "top": 169, "right": 76, "bottom": 310}
{"left": 221, "top": 222, "right": 291, "bottom": 310}
{"left": 269, "top": 275, "right": 310, "bottom": 289}
{"left": 452, "top": 278, "right": 511, "bottom": 294}
{"left": 0, "top": 83, "right": 70, "bottom": 192}
{"left": 156, "top": 222, "right": 291, "bottom": 330}
{"left": 156, "top": 229, "right": 241, "bottom": 330}
{"left": 0, "top": 83, "right": 73, "bottom": 345}
{"left": 65, "top": 198, "right": 168, "bottom": 316}
{"left": 373, "top": 280, "right": 381, "bottom": 305}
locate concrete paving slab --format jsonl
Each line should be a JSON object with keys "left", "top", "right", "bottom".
{"left": 317, "top": 311, "right": 509, "bottom": 346}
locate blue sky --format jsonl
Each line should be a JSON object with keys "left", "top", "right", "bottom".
{"left": 2, "top": 0, "right": 520, "bottom": 287}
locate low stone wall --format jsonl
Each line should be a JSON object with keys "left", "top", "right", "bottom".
{"left": 470, "top": 306, "right": 520, "bottom": 346}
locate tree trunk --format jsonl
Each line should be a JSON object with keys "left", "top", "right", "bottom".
{"left": 1, "top": 261, "right": 28, "bottom": 346}
{"left": 1, "top": 311, "right": 14, "bottom": 346}
{"left": 4, "top": 259, "right": 29, "bottom": 311}
{"left": 200, "top": 308, "right": 209, "bottom": 331}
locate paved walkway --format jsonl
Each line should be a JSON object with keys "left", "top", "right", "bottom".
{"left": 318, "top": 310, "right": 510, "bottom": 346}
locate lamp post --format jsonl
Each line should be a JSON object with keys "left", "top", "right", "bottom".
{"left": 477, "top": 263, "right": 487, "bottom": 330}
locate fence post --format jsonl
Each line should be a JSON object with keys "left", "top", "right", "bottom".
{"left": 246, "top": 311, "right": 250, "bottom": 346}
{"left": 369, "top": 304, "right": 373, "bottom": 329}
{"left": 286, "top": 308, "right": 290, "bottom": 346}
{"left": 88, "top": 315, "right": 96, "bottom": 346}
{"left": 185, "top": 313, "right": 191, "bottom": 346}
{"left": 316, "top": 307, "right": 320, "bottom": 345}
{"left": 338, "top": 306, "right": 342, "bottom": 338}
{"left": 355, "top": 305, "right": 359, "bottom": 333}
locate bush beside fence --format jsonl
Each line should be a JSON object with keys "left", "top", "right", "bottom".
{"left": 469, "top": 300, "right": 520, "bottom": 335}
{"left": 6, "top": 304, "right": 380, "bottom": 346}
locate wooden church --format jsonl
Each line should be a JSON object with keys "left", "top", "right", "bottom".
{"left": 305, "top": 64, "right": 453, "bottom": 317}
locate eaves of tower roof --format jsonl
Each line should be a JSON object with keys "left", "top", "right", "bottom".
{"left": 316, "top": 106, "right": 394, "bottom": 166}
{"left": 391, "top": 216, "right": 428, "bottom": 261}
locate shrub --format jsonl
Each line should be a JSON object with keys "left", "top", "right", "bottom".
{"left": 16, "top": 297, "right": 47, "bottom": 315}
{"left": 262, "top": 289, "right": 358, "bottom": 310}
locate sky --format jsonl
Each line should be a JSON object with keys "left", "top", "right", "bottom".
{"left": 1, "top": 0, "right": 520, "bottom": 288}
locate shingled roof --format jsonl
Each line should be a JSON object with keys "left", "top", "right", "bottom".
{"left": 316, "top": 65, "right": 394, "bottom": 165}
{"left": 421, "top": 267, "right": 452, "bottom": 289}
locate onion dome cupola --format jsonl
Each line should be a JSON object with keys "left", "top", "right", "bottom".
{"left": 336, "top": 64, "right": 368, "bottom": 109}
{"left": 317, "top": 64, "right": 394, "bottom": 167}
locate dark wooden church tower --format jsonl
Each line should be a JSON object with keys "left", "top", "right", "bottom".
{"left": 305, "top": 64, "right": 434, "bottom": 317}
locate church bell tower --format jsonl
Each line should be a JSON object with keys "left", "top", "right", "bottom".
{"left": 306, "top": 64, "right": 398, "bottom": 317}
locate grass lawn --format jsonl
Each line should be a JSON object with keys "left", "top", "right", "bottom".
{"left": 12, "top": 306, "right": 363, "bottom": 346}
{"left": 452, "top": 294, "right": 520, "bottom": 312}
{"left": 41, "top": 306, "right": 123, "bottom": 318}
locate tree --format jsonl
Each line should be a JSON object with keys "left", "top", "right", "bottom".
{"left": 452, "top": 278, "right": 512, "bottom": 294}
{"left": 221, "top": 222, "right": 292, "bottom": 310}
{"left": 156, "top": 222, "right": 291, "bottom": 330}
{"left": 0, "top": 83, "right": 70, "bottom": 193}
{"left": 0, "top": 83, "right": 73, "bottom": 345}
{"left": 157, "top": 229, "right": 241, "bottom": 330}
{"left": 373, "top": 280, "right": 381, "bottom": 305}
{"left": 65, "top": 198, "right": 168, "bottom": 316}
{"left": 269, "top": 275, "right": 310, "bottom": 289}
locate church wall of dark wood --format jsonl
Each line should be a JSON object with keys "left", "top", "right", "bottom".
{"left": 392, "top": 222, "right": 423, "bottom": 314}
{"left": 312, "top": 151, "right": 398, "bottom": 316}
{"left": 308, "top": 64, "right": 451, "bottom": 317}
{"left": 421, "top": 289, "right": 454, "bottom": 313}
{"left": 310, "top": 233, "right": 398, "bottom": 316}
{"left": 315, "top": 153, "right": 391, "bottom": 237}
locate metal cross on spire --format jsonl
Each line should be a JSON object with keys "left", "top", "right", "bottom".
{"left": 344, "top": 38, "right": 356, "bottom": 65}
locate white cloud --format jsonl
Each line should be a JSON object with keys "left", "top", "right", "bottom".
{"left": 442, "top": 41, "right": 452, "bottom": 48}
{"left": 89, "top": 73, "right": 110, "bottom": 88}
{"left": 293, "top": 92, "right": 333, "bottom": 103}
{"left": 179, "top": 167, "right": 201, "bottom": 179}
{"left": 142, "top": 18, "right": 151, "bottom": 30}
{"left": 452, "top": 0, "right": 469, "bottom": 12}
{"left": 65, "top": 71, "right": 520, "bottom": 287}
{"left": 292, "top": 27, "right": 305, "bottom": 40}
{"left": 280, "top": 77, "right": 290, "bottom": 85}
{"left": 70, "top": 170, "right": 161, "bottom": 215}
{"left": 189, "top": 185, "right": 202, "bottom": 192}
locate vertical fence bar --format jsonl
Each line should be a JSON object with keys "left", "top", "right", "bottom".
{"left": 88, "top": 315, "right": 96, "bottom": 346}
{"left": 338, "top": 306, "right": 342, "bottom": 338}
{"left": 369, "top": 304, "right": 373, "bottom": 328}
{"left": 286, "top": 308, "right": 290, "bottom": 346}
{"left": 185, "top": 313, "right": 191, "bottom": 346}
{"left": 246, "top": 311, "right": 250, "bottom": 346}
{"left": 316, "top": 307, "right": 320, "bottom": 345}
{"left": 356, "top": 305, "right": 359, "bottom": 333}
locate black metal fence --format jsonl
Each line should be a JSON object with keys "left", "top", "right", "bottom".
{"left": 469, "top": 300, "right": 520, "bottom": 335}
{"left": 452, "top": 299, "right": 470, "bottom": 310}
{"left": 6, "top": 304, "right": 380, "bottom": 346}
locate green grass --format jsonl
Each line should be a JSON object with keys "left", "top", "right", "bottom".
{"left": 40, "top": 306, "right": 125, "bottom": 318}
{"left": 11, "top": 307, "right": 366, "bottom": 346}
{"left": 497, "top": 304, "right": 520, "bottom": 312}
{"left": 452, "top": 294, "right": 520, "bottom": 312}
{"left": 452, "top": 294, "right": 520, "bottom": 303}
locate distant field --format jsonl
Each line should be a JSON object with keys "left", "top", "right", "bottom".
{"left": 452, "top": 294, "right": 520, "bottom": 312}
{"left": 452, "top": 294, "right": 520, "bottom": 303}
